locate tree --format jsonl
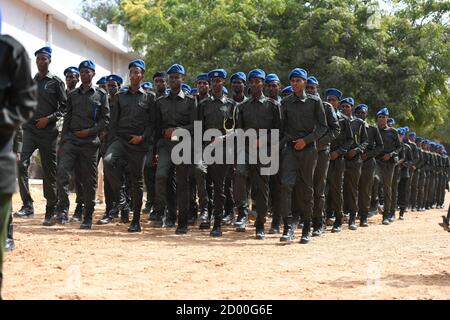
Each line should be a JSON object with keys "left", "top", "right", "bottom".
{"left": 81, "top": 0, "right": 126, "bottom": 31}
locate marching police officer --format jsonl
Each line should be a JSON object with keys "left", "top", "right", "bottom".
{"left": 15, "top": 47, "right": 67, "bottom": 224}
{"left": 355, "top": 104, "right": 383, "bottom": 227}
{"left": 375, "top": 107, "right": 402, "bottom": 225}
{"left": 0, "top": 29, "right": 37, "bottom": 298}
{"left": 53, "top": 60, "right": 109, "bottom": 229}
{"left": 104, "top": 60, "right": 155, "bottom": 232}
{"left": 279, "top": 68, "right": 328, "bottom": 244}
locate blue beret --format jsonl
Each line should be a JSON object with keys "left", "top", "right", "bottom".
{"left": 196, "top": 73, "right": 209, "bottom": 82}
{"left": 288, "top": 68, "right": 307, "bottom": 80}
{"left": 167, "top": 64, "right": 185, "bottom": 75}
{"left": 96, "top": 76, "right": 107, "bottom": 85}
{"left": 265, "top": 73, "right": 280, "bottom": 84}
{"left": 355, "top": 104, "right": 368, "bottom": 112}
{"left": 153, "top": 71, "right": 167, "bottom": 79}
{"left": 388, "top": 117, "right": 395, "bottom": 124}
{"left": 107, "top": 74, "right": 123, "bottom": 85}
{"left": 325, "top": 88, "right": 343, "bottom": 99}
{"left": 223, "top": 87, "right": 228, "bottom": 95}
{"left": 340, "top": 97, "right": 355, "bottom": 107}
{"left": 35, "top": 46, "right": 52, "bottom": 57}
{"left": 79, "top": 60, "right": 96, "bottom": 71}
{"left": 282, "top": 86, "right": 293, "bottom": 94}
{"left": 248, "top": 69, "right": 266, "bottom": 80}
{"left": 208, "top": 69, "right": 227, "bottom": 79}
{"left": 181, "top": 83, "right": 191, "bottom": 93}
{"left": 129, "top": 59, "right": 146, "bottom": 71}
{"left": 396, "top": 128, "right": 405, "bottom": 134}
{"left": 64, "top": 67, "right": 79, "bottom": 76}
{"left": 190, "top": 88, "right": 198, "bottom": 95}
{"left": 230, "top": 72, "right": 246, "bottom": 83}
{"left": 415, "top": 137, "right": 422, "bottom": 142}
{"left": 307, "top": 76, "right": 319, "bottom": 85}
{"left": 409, "top": 132, "right": 416, "bottom": 137}
{"left": 141, "top": 82, "right": 153, "bottom": 90}
{"left": 403, "top": 126, "right": 410, "bottom": 132}
{"left": 377, "top": 107, "right": 390, "bottom": 117}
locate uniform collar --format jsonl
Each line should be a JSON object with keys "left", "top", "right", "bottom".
{"left": 78, "top": 83, "right": 95, "bottom": 94}
{"left": 126, "top": 87, "right": 146, "bottom": 94}
{"left": 35, "top": 71, "right": 54, "bottom": 80}
{"left": 292, "top": 91, "right": 307, "bottom": 102}
{"left": 249, "top": 94, "right": 266, "bottom": 104}
{"left": 211, "top": 94, "right": 227, "bottom": 104}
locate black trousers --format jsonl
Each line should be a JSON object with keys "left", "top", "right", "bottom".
{"left": 376, "top": 160, "right": 395, "bottom": 216}
{"left": 18, "top": 128, "right": 58, "bottom": 209}
{"left": 409, "top": 169, "right": 420, "bottom": 209}
{"left": 326, "top": 156, "right": 345, "bottom": 215}
{"left": 343, "top": 158, "right": 363, "bottom": 214}
{"left": 143, "top": 147, "right": 156, "bottom": 207}
{"left": 398, "top": 175, "right": 411, "bottom": 209}
{"left": 358, "top": 158, "right": 376, "bottom": 214}
{"left": 104, "top": 140, "right": 146, "bottom": 217}
{"left": 234, "top": 163, "right": 270, "bottom": 229}
{"left": 56, "top": 141, "right": 98, "bottom": 214}
{"left": 417, "top": 170, "right": 427, "bottom": 208}
{"left": 279, "top": 146, "right": 317, "bottom": 222}
{"left": 313, "top": 149, "right": 330, "bottom": 220}
{"left": 389, "top": 166, "right": 401, "bottom": 215}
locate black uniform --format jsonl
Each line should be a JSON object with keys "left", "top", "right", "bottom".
{"left": 104, "top": 87, "right": 156, "bottom": 231}
{"left": 407, "top": 140, "right": 422, "bottom": 211}
{"left": 358, "top": 123, "right": 383, "bottom": 223}
{"left": 234, "top": 95, "right": 281, "bottom": 236}
{"left": 17, "top": 70, "right": 66, "bottom": 219}
{"left": 343, "top": 117, "right": 368, "bottom": 226}
{"left": 397, "top": 142, "right": 413, "bottom": 217}
{"left": 55, "top": 85, "right": 109, "bottom": 227}
{"left": 376, "top": 125, "right": 402, "bottom": 222}
{"left": 0, "top": 34, "right": 37, "bottom": 296}
{"left": 279, "top": 92, "right": 328, "bottom": 242}
{"left": 197, "top": 94, "right": 236, "bottom": 235}
{"left": 154, "top": 90, "right": 197, "bottom": 233}
{"left": 312, "top": 102, "right": 340, "bottom": 232}
{"left": 326, "top": 111, "right": 353, "bottom": 226}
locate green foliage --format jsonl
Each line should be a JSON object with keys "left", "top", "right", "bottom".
{"left": 83, "top": 0, "right": 449, "bottom": 142}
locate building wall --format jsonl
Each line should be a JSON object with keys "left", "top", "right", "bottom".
{"left": 2, "top": 0, "right": 130, "bottom": 84}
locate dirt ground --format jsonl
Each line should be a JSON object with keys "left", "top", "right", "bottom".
{"left": 3, "top": 188, "right": 450, "bottom": 300}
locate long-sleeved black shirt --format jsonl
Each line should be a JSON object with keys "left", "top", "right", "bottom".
{"left": 61, "top": 85, "right": 109, "bottom": 145}
{"left": 317, "top": 102, "right": 340, "bottom": 151}
{"left": 108, "top": 87, "right": 156, "bottom": 151}
{"left": 281, "top": 93, "right": 327, "bottom": 147}
{"left": 348, "top": 116, "right": 368, "bottom": 157}
{"left": 330, "top": 111, "right": 353, "bottom": 154}
{"left": 0, "top": 35, "right": 37, "bottom": 193}
{"left": 363, "top": 123, "right": 384, "bottom": 160}
{"left": 376, "top": 125, "right": 402, "bottom": 161}
{"left": 198, "top": 94, "right": 236, "bottom": 135}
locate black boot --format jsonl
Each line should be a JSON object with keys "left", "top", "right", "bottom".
{"left": 0, "top": 272, "right": 3, "bottom": 300}
{"left": 128, "top": 212, "right": 141, "bottom": 233}
{"left": 222, "top": 207, "right": 234, "bottom": 225}
{"left": 382, "top": 213, "right": 390, "bottom": 225}
{"left": 142, "top": 201, "right": 153, "bottom": 214}
{"left": 121, "top": 207, "right": 130, "bottom": 224}
{"left": 80, "top": 210, "right": 93, "bottom": 230}
{"left": 269, "top": 216, "right": 281, "bottom": 234}
{"left": 360, "top": 212, "right": 369, "bottom": 227}
{"left": 348, "top": 211, "right": 357, "bottom": 230}
{"left": 176, "top": 213, "right": 188, "bottom": 235}
{"left": 210, "top": 211, "right": 223, "bottom": 237}
{"left": 312, "top": 217, "right": 323, "bottom": 237}
{"left": 399, "top": 208, "right": 405, "bottom": 220}
{"left": 14, "top": 203, "right": 34, "bottom": 218}
{"left": 234, "top": 207, "right": 248, "bottom": 232}
{"left": 97, "top": 207, "right": 114, "bottom": 225}
{"left": 331, "top": 213, "right": 343, "bottom": 233}
{"left": 198, "top": 210, "right": 210, "bottom": 230}
{"left": 280, "top": 217, "right": 294, "bottom": 242}
{"left": 71, "top": 203, "right": 83, "bottom": 222}
{"left": 300, "top": 219, "right": 311, "bottom": 244}
{"left": 42, "top": 207, "right": 55, "bottom": 226}
{"left": 5, "top": 222, "right": 15, "bottom": 252}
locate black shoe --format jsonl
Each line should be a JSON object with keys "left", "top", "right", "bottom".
{"left": 234, "top": 209, "right": 248, "bottom": 232}
{"left": 71, "top": 204, "right": 84, "bottom": 222}
{"left": 153, "top": 212, "right": 164, "bottom": 227}
{"left": 360, "top": 214, "right": 369, "bottom": 227}
{"left": 142, "top": 202, "right": 153, "bottom": 214}
{"left": 198, "top": 211, "right": 210, "bottom": 230}
{"left": 80, "top": 213, "right": 93, "bottom": 230}
{"left": 382, "top": 215, "right": 390, "bottom": 225}
{"left": 5, "top": 238, "right": 15, "bottom": 252}
{"left": 348, "top": 213, "right": 357, "bottom": 230}
{"left": 149, "top": 210, "right": 157, "bottom": 221}
{"left": 280, "top": 225, "right": 294, "bottom": 242}
{"left": 128, "top": 220, "right": 141, "bottom": 233}
{"left": 175, "top": 226, "right": 188, "bottom": 235}
{"left": 14, "top": 205, "right": 34, "bottom": 218}
{"left": 42, "top": 212, "right": 54, "bottom": 226}
{"left": 388, "top": 214, "right": 395, "bottom": 223}
{"left": 210, "top": 226, "right": 222, "bottom": 237}
{"left": 256, "top": 229, "right": 265, "bottom": 240}
{"left": 221, "top": 214, "right": 233, "bottom": 225}
{"left": 164, "top": 219, "right": 176, "bottom": 228}
{"left": 331, "top": 220, "right": 342, "bottom": 233}
{"left": 299, "top": 220, "right": 311, "bottom": 244}
{"left": 268, "top": 225, "right": 280, "bottom": 234}
{"left": 97, "top": 213, "right": 113, "bottom": 225}
{"left": 312, "top": 218, "right": 322, "bottom": 237}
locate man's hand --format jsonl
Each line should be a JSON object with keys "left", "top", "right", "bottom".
{"left": 129, "top": 135, "right": 144, "bottom": 145}
{"left": 346, "top": 149, "right": 357, "bottom": 159}
{"left": 74, "top": 129, "right": 91, "bottom": 139}
{"left": 164, "top": 128, "right": 176, "bottom": 140}
{"left": 35, "top": 117, "right": 49, "bottom": 129}
{"left": 294, "top": 139, "right": 306, "bottom": 151}
{"left": 383, "top": 153, "right": 391, "bottom": 161}
{"left": 330, "top": 151, "right": 340, "bottom": 161}
{"left": 152, "top": 154, "right": 159, "bottom": 167}
{"left": 361, "top": 153, "right": 368, "bottom": 161}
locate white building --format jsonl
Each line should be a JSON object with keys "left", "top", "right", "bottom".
{"left": 1, "top": 0, "right": 137, "bottom": 84}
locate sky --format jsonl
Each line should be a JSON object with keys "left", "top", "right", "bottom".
{"left": 47, "top": 0, "right": 84, "bottom": 15}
